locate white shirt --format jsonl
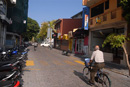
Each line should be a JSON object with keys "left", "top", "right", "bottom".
{"left": 91, "top": 50, "right": 104, "bottom": 63}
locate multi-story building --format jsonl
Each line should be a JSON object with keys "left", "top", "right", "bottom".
{"left": 0, "top": 0, "right": 16, "bottom": 50}
{"left": 83, "top": 0, "right": 130, "bottom": 66}
{"left": 71, "top": 11, "right": 82, "bottom": 19}
{"left": 54, "top": 19, "right": 82, "bottom": 49}
{"left": 6, "top": 0, "right": 29, "bottom": 49}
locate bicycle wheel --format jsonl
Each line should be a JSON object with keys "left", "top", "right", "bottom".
{"left": 97, "top": 74, "right": 111, "bottom": 87}
{"left": 83, "top": 67, "right": 90, "bottom": 78}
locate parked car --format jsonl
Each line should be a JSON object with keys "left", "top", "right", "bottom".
{"left": 40, "top": 42, "right": 50, "bottom": 47}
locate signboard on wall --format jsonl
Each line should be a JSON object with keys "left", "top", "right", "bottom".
{"left": 82, "top": 7, "right": 90, "bottom": 30}
{"left": 84, "top": 15, "right": 89, "bottom": 30}
{"left": 96, "top": 17, "right": 101, "bottom": 23}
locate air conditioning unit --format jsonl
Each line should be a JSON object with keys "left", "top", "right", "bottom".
{"left": 10, "top": 0, "right": 16, "bottom": 4}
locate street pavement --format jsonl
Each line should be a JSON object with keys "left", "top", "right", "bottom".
{"left": 22, "top": 46, "right": 130, "bottom": 87}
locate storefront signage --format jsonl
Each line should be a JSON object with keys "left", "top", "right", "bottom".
{"left": 96, "top": 17, "right": 101, "bottom": 23}
{"left": 82, "top": 7, "right": 90, "bottom": 30}
{"left": 84, "top": 15, "right": 88, "bottom": 30}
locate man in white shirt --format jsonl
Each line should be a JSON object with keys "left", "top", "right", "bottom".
{"left": 89, "top": 45, "right": 105, "bottom": 85}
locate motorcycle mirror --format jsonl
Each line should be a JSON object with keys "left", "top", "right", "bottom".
{"left": 2, "top": 52, "right": 6, "bottom": 54}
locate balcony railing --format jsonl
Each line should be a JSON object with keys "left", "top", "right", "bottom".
{"left": 89, "top": 7, "right": 123, "bottom": 27}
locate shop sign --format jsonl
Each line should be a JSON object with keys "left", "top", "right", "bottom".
{"left": 96, "top": 17, "right": 101, "bottom": 23}
{"left": 82, "top": 7, "right": 90, "bottom": 30}
{"left": 84, "top": 15, "right": 89, "bottom": 30}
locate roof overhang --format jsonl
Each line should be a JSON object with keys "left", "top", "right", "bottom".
{"left": 54, "top": 19, "right": 61, "bottom": 24}
{"left": 71, "top": 11, "right": 82, "bottom": 19}
{"left": 82, "top": 0, "right": 102, "bottom": 7}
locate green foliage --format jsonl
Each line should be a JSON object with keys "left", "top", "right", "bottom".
{"left": 102, "top": 33, "right": 126, "bottom": 48}
{"left": 22, "top": 17, "right": 40, "bottom": 41}
{"left": 120, "top": 0, "right": 130, "bottom": 23}
{"left": 37, "top": 22, "right": 48, "bottom": 40}
{"left": 48, "top": 20, "right": 56, "bottom": 30}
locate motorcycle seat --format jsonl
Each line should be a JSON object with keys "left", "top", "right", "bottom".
{"left": 0, "top": 59, "right": 17, "bottom": 66}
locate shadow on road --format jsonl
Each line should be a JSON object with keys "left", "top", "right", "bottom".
{"left": 73, "top": 70, "right": 90, "bottom": 85}
{"left": 73, "top": 70, "right": 98, "bottom": 87}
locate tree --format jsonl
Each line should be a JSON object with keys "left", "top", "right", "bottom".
{"left": 37, "top": 22, "right": 48, "bottom": 40}
{"left": 102, "top": 33, "right": 130, "bottom": 75}
{"left": 48, "top": 20, "right": 56, "bottom": 32}
{"left": 120, "top": 0, "right": 130, "bottom": 23}
{"left": 22, "top": 17, "right": 40, "bottom": 41}
{"left": 37, "top": 20, "right": 56, "bottom": 40}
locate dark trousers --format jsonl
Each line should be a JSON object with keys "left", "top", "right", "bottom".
{"left": 90, "top": 63, "right": 105, "bottom": 83}
{"left": 34, "top": 46, "right": 37, "bottom": 51}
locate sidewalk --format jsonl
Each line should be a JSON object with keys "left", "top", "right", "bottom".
{"left": 54, "top": 49, "right": 129, "bottom": 76}
{"left": 52, "top": 48, "right": 129, "bottom": 77}
{"left": 71, "top": 53, "right": 129, "bottom": 77}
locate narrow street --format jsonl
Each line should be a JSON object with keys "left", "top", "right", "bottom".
{"left": 22, "top": 46, "right": 130, "bottom": 87}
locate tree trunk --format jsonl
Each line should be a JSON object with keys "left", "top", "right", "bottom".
{"left": 122, "top": 44, "right": 130, "bottom": 76}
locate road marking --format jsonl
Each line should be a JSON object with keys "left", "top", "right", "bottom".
{"left": 64, "top": 61, "right": 76, "bottom": 65}
{"left": 26, "top": 60, "right": 34, "bottom": 66}
{"left": 23, "top": 68, "right": 40, "bottom": 71}
{"left": 75, "top": 61, "right": 85, "bottom": 65}
{"left": 40, "top": 61, "right": 49, "bottom": 66}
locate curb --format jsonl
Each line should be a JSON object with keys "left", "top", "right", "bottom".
{"left": 104, "top": 67, "right": 129, "bottom": 77}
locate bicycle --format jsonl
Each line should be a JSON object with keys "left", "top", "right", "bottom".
{"left": 83, "top": 58, "right": 111, "bottom": 87}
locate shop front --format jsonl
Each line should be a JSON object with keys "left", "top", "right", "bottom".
{"left": 89, "top": 22, "right": 128, "bottom": 65}
{"left": 72, "top": 28, "right": 89, "bottom": 55}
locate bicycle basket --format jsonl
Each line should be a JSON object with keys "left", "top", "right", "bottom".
{"left": 85, "top": 58, "right": 90, "bottom": 67}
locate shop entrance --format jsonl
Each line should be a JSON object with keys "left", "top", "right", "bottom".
{"left": 91, "top": 28, "right": 124, "bottom": 64}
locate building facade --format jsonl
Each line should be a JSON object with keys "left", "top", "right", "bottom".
{"left": 6, "top": 0, "right": 29, "bottom": 49}
{"left": 54, "top": 19, "right": 82, "bottom": 49}
{"left": 0, "top": 0, "right": 28, "bottom": 50}
{"left": 0, "top": 0, "right": 15, "bottom": 50}
{"left": 83, "top": 0, "right": 130, "bottom": 66}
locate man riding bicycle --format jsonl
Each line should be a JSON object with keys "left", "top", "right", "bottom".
{"left": 88, "top": 45, "right": 105, "bottom": 85}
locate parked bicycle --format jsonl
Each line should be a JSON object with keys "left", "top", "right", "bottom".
{"left": 83, "top": 58, "right": 111, "bottom": 87}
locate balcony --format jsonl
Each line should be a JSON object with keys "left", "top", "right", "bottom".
{"left": 82, "top": 0, "right": 102, "bottom": 7}
{"left": 89, "top": 7, "right": 124, "bottom": 28}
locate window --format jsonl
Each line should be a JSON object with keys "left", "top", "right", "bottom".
{"left": 111, "top": 11, "right": 116, "bottom": 19}
{"left": 91, "top": 3, "right": 104, "bottom": 17}
{"left": 117, "top": 0, "right": 121, "bottom": 7}
{"left": 105, "top": 0, "right": 109, "bottom": 10}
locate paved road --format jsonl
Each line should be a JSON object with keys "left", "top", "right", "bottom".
{"left": 22, "top": 46, "right": 130, "bottom": 87}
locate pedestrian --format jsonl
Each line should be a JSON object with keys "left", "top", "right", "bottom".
{"left": 34, "top": 41, "right": 38, "bottom": 51}
{"left": 88, "top": 45, "right": 105, "bottom": 85}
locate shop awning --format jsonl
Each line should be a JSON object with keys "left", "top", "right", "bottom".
{"left": 73, "top": 28, "right": 78, "bottom": 32}
{"left": 73, "top": 28, "right": 88, "bottom": 38}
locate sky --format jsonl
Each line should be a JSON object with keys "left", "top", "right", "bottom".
{"left": 28, "top": 0, "right": 84, "bottom": 26}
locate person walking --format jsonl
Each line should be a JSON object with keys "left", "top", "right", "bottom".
{"left": 33, "top": 42, "right": 38, "bottom": 51}
{"left": 89, "top": 45, "right": 105, "bottom": 85}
